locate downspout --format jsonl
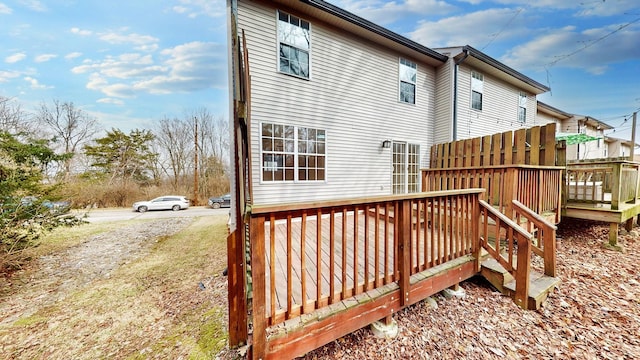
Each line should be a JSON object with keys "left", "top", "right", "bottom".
{"left": 453, "top": 49, "right": 470, "bottom": 141}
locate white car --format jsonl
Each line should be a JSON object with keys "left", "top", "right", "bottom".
{"left": 132, "top": 196, "right": 190, "bottom": 212}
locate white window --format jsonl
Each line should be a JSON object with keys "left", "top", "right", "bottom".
{"left": 518, "top": 92, "right": 527, "bottom": 123}
{"left": 471, "top": 71, "right": 483, "bottom": 111}
{"left": 261, "top": 123, "right": 325, "bottom": 182}
{"left": 277, "top": 11, "right": 310, "bottom": 79}
{"left": 399, "top": 58, "right": 417, "bottom": 104}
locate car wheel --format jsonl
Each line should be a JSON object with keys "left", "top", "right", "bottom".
{"left": 212, "top": 202, "right": 221, "bottom": 209}
{"left": 138, "top": 206, "right": 148, "bottom": 213}
{"left": 172, "top": 205, "right": 180, "bottom": 211}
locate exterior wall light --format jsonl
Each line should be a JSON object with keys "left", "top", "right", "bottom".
{"left": 381, "top": 140, "right": 391, "bottom": 149}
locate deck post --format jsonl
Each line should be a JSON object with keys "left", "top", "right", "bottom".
{"left": 609, "top": 222, "right": 619, "bottom": 247}
{"left": 250, "top": 215, "right": 267, "bottom": 360}
{"left": 227, "top": 229, "right": 248, "bottom": 347}
{"left": 611, "top": 162, "right": 621, "bottom": 210}
{"left": 397, "top": 199, "right": 411, "bottom": 306}
{"left": 514, "top": 234, "right": 531, "bottom": 310}
{"left": 543, "top": 227, "right": 556, "bottom": 277}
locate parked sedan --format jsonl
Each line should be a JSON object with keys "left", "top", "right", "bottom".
{"left": 208, "top": 193, "right": 231, "bottom": 209}
{"left": 132, "top": 196, "right": 190, "bottom": 212}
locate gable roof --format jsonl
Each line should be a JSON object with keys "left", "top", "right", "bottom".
{"left": 271, "top": 0, "right": 448, "bottom": 66}
{"left": 537, "top": 101, "right": 573, "bottom": 120}
{"left": 437, "top": 45, "right": 550, "bottom": 95}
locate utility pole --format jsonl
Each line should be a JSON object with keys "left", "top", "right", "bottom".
{"left": 631, "top": 112, "right": 637, "bottom": 160}
{"left": 193, "top": 116, "right": 199, "bottom": 205}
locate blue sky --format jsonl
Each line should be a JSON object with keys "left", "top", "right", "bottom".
{"left": 1, "top": 0, "right": 639, "bottom": 139}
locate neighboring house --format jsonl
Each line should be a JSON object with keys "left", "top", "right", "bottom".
{"left": 605, "top": 136, "right": 637, "bottom": 158}
{"left": 536, "top": 101, "right": 612, "bottom": 160}
{"left": 432, "top": 46, "right": 550, "bottom": 143}
{"left": 232, "top": 0, "right": 449, "bottom": 205}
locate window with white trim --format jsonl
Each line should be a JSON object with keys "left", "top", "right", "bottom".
{"left": 399, "top": 58, "right": 416, "bottom": 104}
{"left": 261, "top": 123, "right": 326, "bottom": 182}
{"left": 518, "top": 92, "right": 527, "bottom": 123}
{"left": 471, "top": 71, "right": 483, "bottom": 111}
{"left": 277, "top": 11, "right": 310, "bottom": 79}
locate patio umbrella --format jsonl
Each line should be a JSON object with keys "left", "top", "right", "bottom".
{"left": 555, "top": 132, "right": 601, "bottom": 145}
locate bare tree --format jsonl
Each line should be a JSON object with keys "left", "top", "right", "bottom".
{"left": 154, "top": 116, "right": 193, "bottom": 191}
{"left": 37, "top": 100, "right": 100, "bottom": 179}
{"left": 0, "top": 96, "right": 28, "bottom": 134}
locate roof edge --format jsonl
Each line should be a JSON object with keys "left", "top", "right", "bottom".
{"left": 461, "top": 45, "right": 550, "bottom": 93}
{"left": 302, "top": 0, "right": 448, "bottom": 63}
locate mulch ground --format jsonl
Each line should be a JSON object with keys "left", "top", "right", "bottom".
{"left": 287, "top": 218, "right": 640, "bottom": 359}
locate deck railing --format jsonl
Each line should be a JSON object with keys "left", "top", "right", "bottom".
{"left": 249, "top": 189, "right": 481, "bottom": 327}
{"left": 423, "top": 165, "right": 562, "bottom": 223}
{"left": 566, "top": 160, "right": 640, "bottom": 210}
{"left": 479, "top": 200, "right": 533, "bottom": 308}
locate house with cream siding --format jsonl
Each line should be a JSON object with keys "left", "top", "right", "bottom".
{"left": 433, "top": 46, "right": 550, "bottom": 143}
{"left": 232, "top": 0, "right": 448, "bottom": 206}
{"left": 536, "top": 101, "right": 612, "bottom": 160}
{"left": 605, "top": 136, "right": 636, "bottom": 158}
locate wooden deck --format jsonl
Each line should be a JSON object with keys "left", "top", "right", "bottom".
{"left": 261, "top": 198, "right": 476, "bottom": 325}
{"left": 238, "top": 190, "right": 558, "bottom": 359}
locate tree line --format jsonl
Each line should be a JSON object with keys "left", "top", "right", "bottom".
{"left": 0, "top": 96, "right": 230, "bottom": 208}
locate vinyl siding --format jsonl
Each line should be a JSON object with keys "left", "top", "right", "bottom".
{"left": 238, "top": 1, "right": 436, "bottom": 205}
{"left": 433, "top": 58, "right": 453, "bottom": 145}
{"left": 455, "top": 65, "right": 539, "bottom": 140}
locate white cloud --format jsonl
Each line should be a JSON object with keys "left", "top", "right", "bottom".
{"left": 458, "top": 0, "right": 639, "bottom": 17}
{"left": 172, "top": 0, "right": 226, "bottom": 18}
{"left": 501, "top": 22, "right": 640, "bottom": 74}
{"left": 332, "top": 0, "right": 455, "bottom": 24}
{"left": 409, "top": 8, "right": 529, "bottom": 48}
{"left": 23, "top": 76, "right": 50, "bottom": 89}
{"left": 0, "top": 70, "right": 21, "bottom": 83}
{"left": 35, "top": 53, "right": 57, "bottom": 62}
{"left": 5, "top": 52, "right": 26, "bottom": 63}
{"left": 97, "top": 98, "right": 124, "bottom": 105}
{"left": 70, "top": 27, "right": 92, "bottom": 36}
{"left": 0, "top": 3, "right": 12, "bottom": 14}
{"left": 65, "top": 52, "right": 82, "bottom": 60}
{"left": 73, "top": 41, "right": 225, "bottom": 98}
{"left": 98, "top": 30, "right": 159, "bottom": 51}
{"left": 19, "top": 0, "right": 46, "bottom": 12}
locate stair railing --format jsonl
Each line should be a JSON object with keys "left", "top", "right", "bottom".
{"left": 479, "top": 200, "right": 533, "bottom": 309}
{"left": 512, "top": 200, "right": 557, "bottom": 277}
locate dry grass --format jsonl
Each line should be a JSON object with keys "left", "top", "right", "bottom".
{"left": 0, "top": 215, "right": 229, "bottom": 359}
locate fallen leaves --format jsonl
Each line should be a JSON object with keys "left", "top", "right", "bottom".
{"left": 300, "top": 218, "right": 640, "bottom": 359}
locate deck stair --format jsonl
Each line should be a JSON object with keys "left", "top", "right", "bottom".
{"left": 480, "top": 257, "right": 560, "bottom": 310}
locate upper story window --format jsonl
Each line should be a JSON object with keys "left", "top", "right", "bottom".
{"left": 518, "top": 92, "right": 527, "bottom": 123}
{"left": 471, "top": 71, "right": 483, "bottom": 111}
{"left": 277, "top": 11, "right": 310, "bottom": 79}
{"left": 399, "top": 58, "right": 417, "bottom": 104}
{"left": 261, "top": 122, "right": 326, "bottom": 182}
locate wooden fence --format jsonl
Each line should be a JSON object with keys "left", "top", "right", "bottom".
{"left": 430, "top": 123, "right": 559, "bottom": 168}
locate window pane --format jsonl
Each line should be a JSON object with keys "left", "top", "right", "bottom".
{"left": 285, "top": 169, "right": 294, "bottom": 181}
{"left": 285, "top": 139, "right": 295, "bottom": 152}
{"left": 400, "top": 82, "right": 415, "bottom": 104}
{"left": 275, "top": 170, "right": 284, "bottom": 181}
{"left": 298, "top": 169, "right": 306, "bottom": 181}
{"left": 472, "top": 91, "right": 482, "bottom": 110}
{"left": 317, "top": 142, "right": 325, "bottom": 154}
{"left": 274, "top": 139, "right": 283, "bottom": 151}
{"left": 285, "top": 154, "right": 294, "bottom": 167}
{"left": 284, "top": 126, "right": 295, "bottom": 139}
{"left": 262, "top": 123, "right": 273, "bottom": 137}
{"left": 262, "top": 137, "right": 273, "bottom": 151}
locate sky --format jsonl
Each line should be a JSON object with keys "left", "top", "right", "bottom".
{"left": 1, "top": 0, "right": 639, "bottom": 139}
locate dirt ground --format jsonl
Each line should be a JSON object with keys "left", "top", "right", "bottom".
{"left": 0, "top": 216, "right": 229, "bottom": 359}
{"left": 2, "top": 216, "right": 639, "bottom": 359}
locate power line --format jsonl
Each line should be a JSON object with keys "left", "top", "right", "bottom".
{"left": 545, "top": 16, "right": 640, "bottom": 68}
{"left": 481, "top": 8, "right": 523, "bottom": 51}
